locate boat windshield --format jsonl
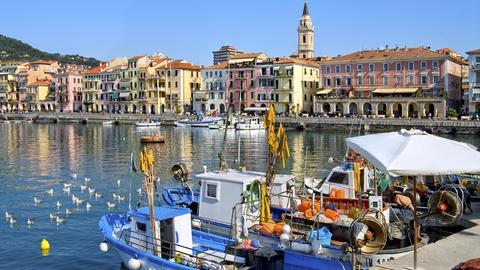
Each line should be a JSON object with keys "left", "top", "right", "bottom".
{"left": 329, "top": 172, "right": 349, "bottom": 185}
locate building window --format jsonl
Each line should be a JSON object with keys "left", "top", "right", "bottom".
{"left": 433, "top": 75, "right": 440, "bottom": 84}
{"left": 433, "top": 61, "right": 439, "bottom": 70}
{"left": 335, "top": 65, "right": 340, "bottom": 73}
{"left": 346, "top": 77, "right": 351, "bottom": 86}
{"left": 357, "top": 76, "right": 362, "bottom": 86}
{"left": 345, "top": 65, "right": 351, "bottom": 73}
{"left": 396, "top": 76, "right": 402, "bottom": 84}
{"left": 408, "top": 75, "right": 414, "bottom": 85}
{"left": 408, "top": 62, "right": 414, "bottom": 71}
{"left": 357, "top": 64, "right": 363, "bottom": 72}
{"left": 326, "top": 78, "right": 331, "bottom": 86}
{"left": 250, "top": 92, "right": 254, "bottom": 99}
{"left": 421, "top": 75, "right": 428, "bottom": 84}
{"left": 304, "top": 94, "right": 307, "bottom": 101}
{"left": 335, "top": 78, "right": 341, "bottom": 86}
{"left": 421, "top": 61, "right": 426, "bottom": 70}
{"left": 326, "top": 66, "right": 331, "bottom": 74}
{"left": 369, "top": 75, "right": 374, "bottom": 85}
{"left": 383, "top": 76, "right": 388, "bottom": 85}
{"left": 262, "top": 68, "right": 267, "bottom": 75}
{"left": 369, "top": 64, "right": 375, "bottom": 72}
{"left": 304, "top": 68, "right": 306, "bottom": 75}
{"left": 250, "top": 80, "right": 254, "bottom": 87}
{"left": 289, "top": 94, "right": 292, "bottom": 102}
{"left": 396, "top": 63, "right": 401, "bottom": 71}
{"left": 289, "top": 79, "right": 292, "bottom": 89}
{"left": 275, "top": 80, "right": 278, "bottom": 89}
{"left": 383, "top": 63, "right": 389, "bottom": 72}
{"left": 304, "top": 81, "right": 307, "bottom": 87}
{"left": 175, "top": 70, "right": 178, "bottom": 76}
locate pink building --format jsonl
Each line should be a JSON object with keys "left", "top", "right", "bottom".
{"left": 54, "top": 73, "right": 83, "bottom": 112}
{"left": 226, "top": 53, "right": 268, "bottom": 112}
{"left": 319, "top": 47, "right": 465, "bottom": 110}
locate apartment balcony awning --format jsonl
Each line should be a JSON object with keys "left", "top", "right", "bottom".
{"left": 316, "top": 89, "right": 332, "bottom": 95}
{"left": 373, "top": 87, "right": 419, "bottom": 94}
{"left": 394, "top": 87, "right": 419, "bottom": 94}
{"left": 0, "top": 93, "right": 6, "bottom": 98}
{"left": 354, "top": 87, "right": 376, "bottom": 92}
{"left": 373, "top": 88, "right": 396, "bottom": 94}
{"left": 119, "top": 93, "right": 130, "bottom": 98}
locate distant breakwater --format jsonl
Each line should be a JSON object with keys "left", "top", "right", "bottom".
{"left": 2, "top": 112, "right": 480, "bottom": 134}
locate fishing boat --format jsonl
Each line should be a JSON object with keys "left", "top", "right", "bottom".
{"left": 141, "top": 136, "right": 165, "bottom": 144}
{"left": 102, "top": 120, "right": 114, "bottom": 126}
{"left": 176, "top": 116, "right": 222, "bottom": 128}
{"left": 98, "top": 148, "right": 248, "bottom": 270}
{"left": 208, "top": 117, "right": 237, "bottom": 130}
{"left": 136, "top": 120, "right": 161, "bottom": 127}
{"left": 173, "top": 119, "right": 189, "bottom": 127}
{"left": 160, "top": 106, "right": 479, "bottom": 269}
{"left": 235, "top": 117, "right": 264, "bottom": 130}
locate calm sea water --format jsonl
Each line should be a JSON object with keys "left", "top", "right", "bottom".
{"left": 0, "top": 123, "right": 479, "bottom": 269}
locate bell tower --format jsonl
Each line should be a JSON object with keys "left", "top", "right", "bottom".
{"left": 297, "top": 1, "right": 314, "bottom": 59}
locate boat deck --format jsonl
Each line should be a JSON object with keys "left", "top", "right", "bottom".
{"left": 372, "top": 202, "right": 480, "bottom": 270}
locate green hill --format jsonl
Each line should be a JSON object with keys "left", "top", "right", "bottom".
{"left": 0, "top": 34, "right": 100, "bottom": 67}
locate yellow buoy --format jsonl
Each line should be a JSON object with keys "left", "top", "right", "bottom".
{"left": 41, "top": 239, "right": 50, "bottom": 256}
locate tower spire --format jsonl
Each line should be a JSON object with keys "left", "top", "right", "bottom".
{"left": 302, "top": 1, "right": 309, "bottom": 16}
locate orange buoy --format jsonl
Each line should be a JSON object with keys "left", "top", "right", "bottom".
{"left": 325, "top": 209, "right": 339, "bottom": 221}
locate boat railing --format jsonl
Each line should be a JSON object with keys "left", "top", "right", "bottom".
{"left": 191, "top": 215, "right": 233, "bottom": 238}
{"left": 119, "top": 228, "right": 241, "bottom": 268}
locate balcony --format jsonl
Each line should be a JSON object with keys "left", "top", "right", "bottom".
{"left": 473, "top": 82, "right": 480, "bottom": 88}
{"left": 473, "top": 63, "right": 480, "bottom": 70}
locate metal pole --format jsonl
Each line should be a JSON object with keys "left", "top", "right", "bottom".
{"left": 169, "top": 59, "right": 173, "bottom": 114}
{"left": 413, "top": 175, "right": 418, "bottom": 269}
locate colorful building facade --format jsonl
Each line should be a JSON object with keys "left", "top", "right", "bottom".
{"left": 53, "top": 73, "right": 83, "bottom": 112}
{"left": 467, "top": 49, "right": 480, "bottom": 116}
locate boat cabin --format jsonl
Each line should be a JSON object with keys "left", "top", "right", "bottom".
{"left": 320, "top": 163, "right": 374, "bottom": 199}
{"left": 236, "top": 117, "right": 263, "bottom": 130}
{"left": 128, "top": 206, "right": 193, "bottom": 258}
{"left": 195, "top": 169, "right": 294, "bottom": 226}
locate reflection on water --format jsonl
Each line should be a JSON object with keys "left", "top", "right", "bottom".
{"left": 0, "top": 123, "right": 478, "bottom": 269}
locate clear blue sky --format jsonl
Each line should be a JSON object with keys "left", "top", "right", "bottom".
{"left": 3, "top": 0, "right": 479, "bottom": 65}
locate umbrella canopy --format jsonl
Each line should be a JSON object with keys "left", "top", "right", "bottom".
{"left": 346, "top": 129, "right": 480, "bottom": 176}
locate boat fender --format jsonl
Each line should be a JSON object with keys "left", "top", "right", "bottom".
{"left": 280, "top": 233, "right": 290, "bottom": 244}
{"left": 192, "top": 219, "right": 202, "bottom": 229}
{"left": 99, "top": 241, "right": 109, "bottom": 253}
{"left": 242, "top": 215, "right": 249, "bottom": 238}
{"left": 311, "top": 238, "right": 323, "bottom": 256}
{"left": 282, "top": 224, "right": 291, "bottom": 234}
{"left": 278, "top": 242, "right": 288, "bottom": 250}
{"left": 127, "top": 257, "right": 142, "bottom": 270}
{"left": 291, "top": 242, "right": 312, "bottom": 254}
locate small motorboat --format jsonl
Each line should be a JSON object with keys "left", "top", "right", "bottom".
{"left": 102, "top": 120, "right": 114, "bottom": 126}
{"left": 141, "top": 136, "right": 165, "bottom": 143}
{"left": 136, "top": 121, "right": 161, "bottom": 127}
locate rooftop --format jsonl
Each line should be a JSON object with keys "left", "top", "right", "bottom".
{"left": 84, "top": 63, "right": 107, "bottom": 74}
{"left": 203, "top": 61, "right": 228, "bottom": 70}
{"left": 230, "top": 52, "right": 266, "bottom": 60}
{"left": 275, "top": 57, "right": 318, "bottom": 68}
{"left": 466, "top": 48, "right": 480, "bottom": 54}
{"left": 323, "top": 47, "right": 460, "bottom": 63}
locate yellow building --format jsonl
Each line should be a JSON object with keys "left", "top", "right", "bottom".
{"left": 82, "top": 63, "right": 106, "bottom": 112}
{"left": 156, "top": 60, "right": 201, "bottom": 114}
{"left": 138, "top": 57, "right": 168, "bottom": 114}
{"left": 26, "top": 80, "right": 53, "bottom": 112}
{"left": 0, "top": 65, "right": 19, "bottom": 111}
{"left": 273, "top": 58, "right": 319, "bottom": 114}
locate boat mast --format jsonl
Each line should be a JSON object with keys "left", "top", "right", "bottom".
{"left": 139, "top": 147, "right": 159, "bottom": 256}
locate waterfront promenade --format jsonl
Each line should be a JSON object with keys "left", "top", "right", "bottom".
{"left": 2, "top": 112, "right": 480, "bottom": 134}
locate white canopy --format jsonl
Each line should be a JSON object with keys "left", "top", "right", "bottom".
{"left": 346, "top": 129, "right": 480, "bottom": 176}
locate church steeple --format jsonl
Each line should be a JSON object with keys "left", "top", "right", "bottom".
{"left": 302, "top": 1, "right": 309, "bottom": 16}
{"left": 297, "top": 1, "right": 314, "bottom": 59}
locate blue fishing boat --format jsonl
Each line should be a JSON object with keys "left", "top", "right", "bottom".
{"left": 98, "top": 206, "right": 243, "bottom": 270}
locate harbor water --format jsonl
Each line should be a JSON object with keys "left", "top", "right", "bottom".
{"left": 1, "top": 123, "right": 479, "bottom": 269}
